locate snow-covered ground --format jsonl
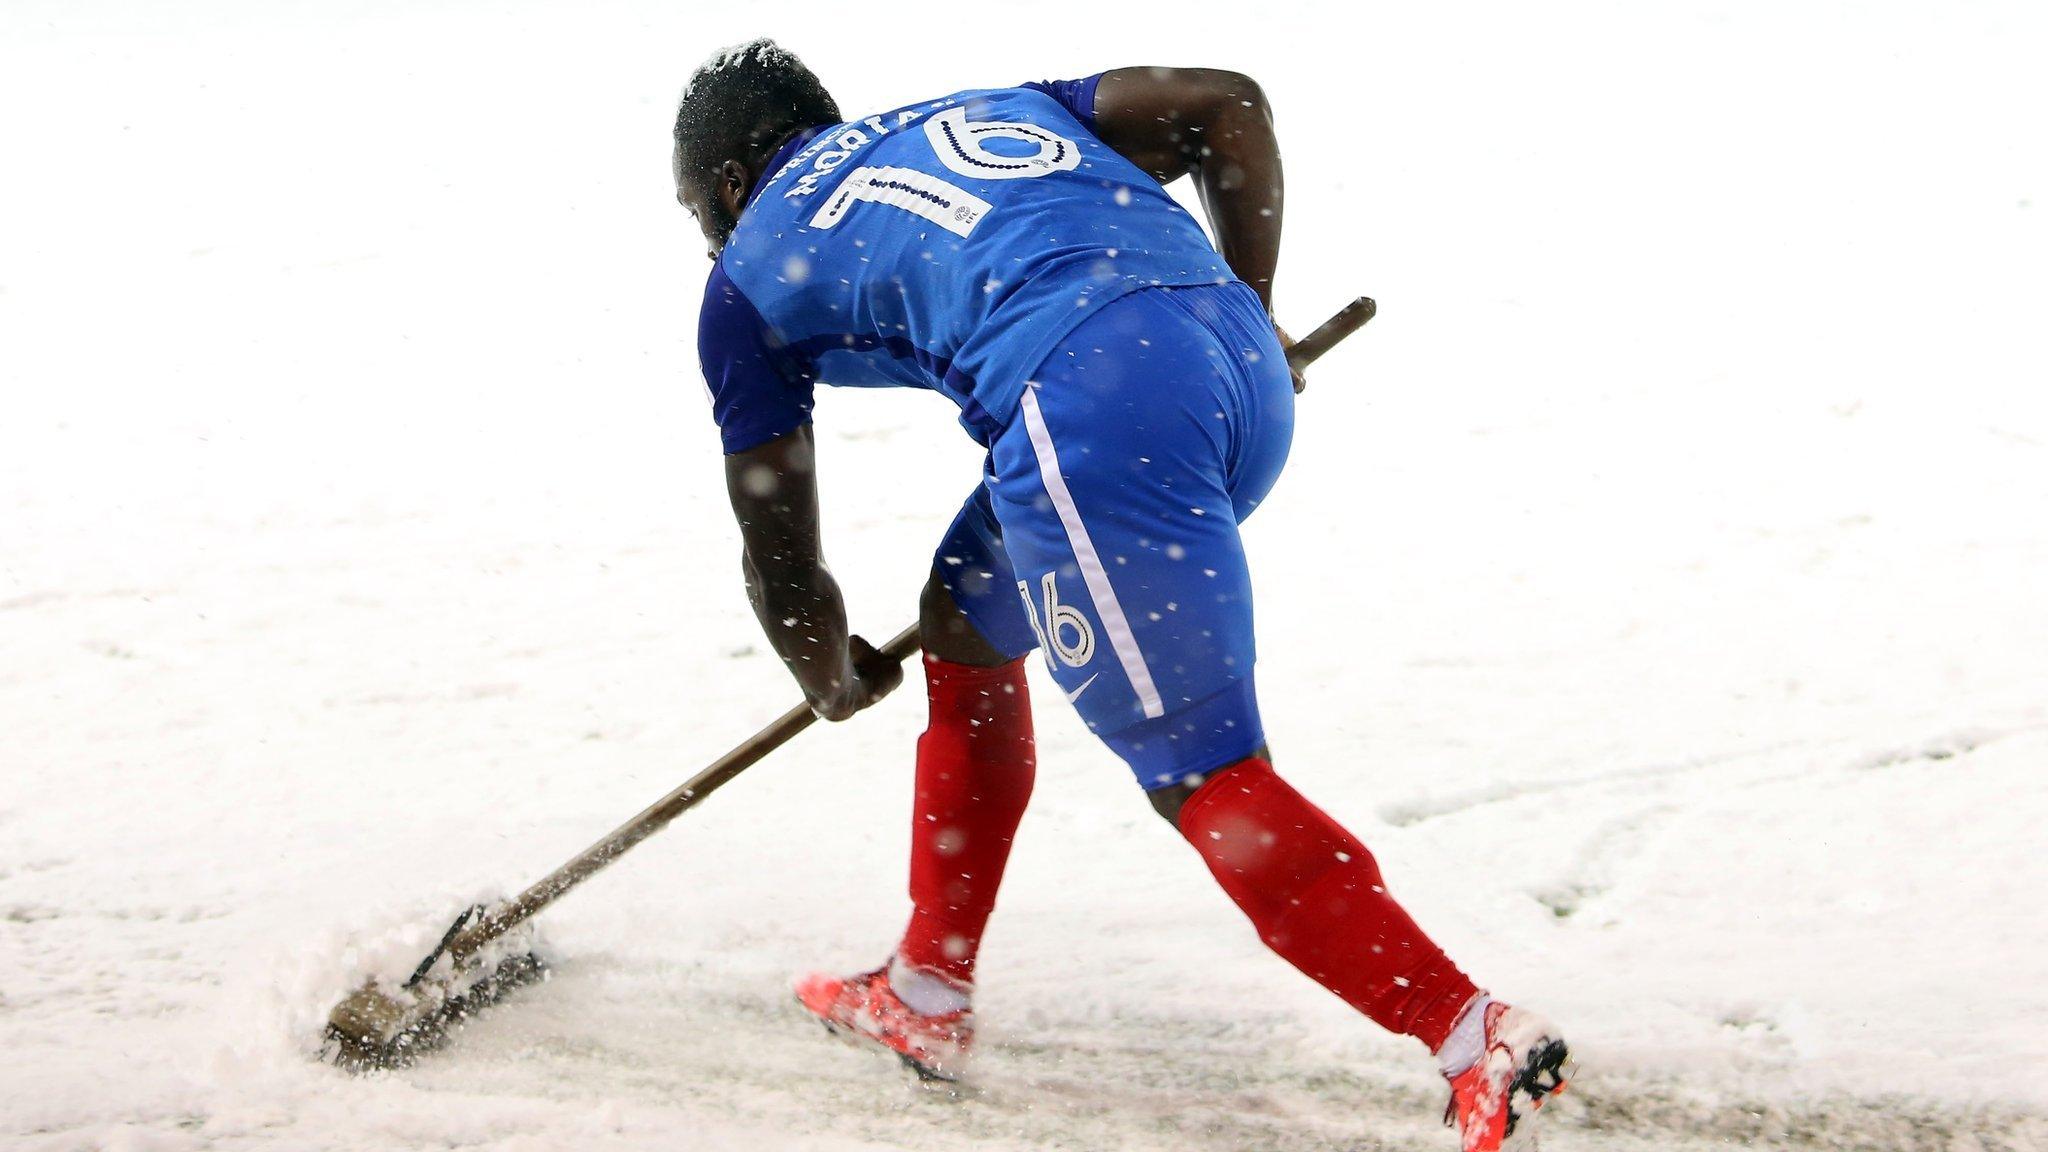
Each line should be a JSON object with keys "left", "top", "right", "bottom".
{"left": 4, "top": 2, "right": 2045, "bottom": 1149}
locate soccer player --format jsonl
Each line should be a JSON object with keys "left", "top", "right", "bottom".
{"left": 673, "top": 40, "right": 1571, "bottom": 1151}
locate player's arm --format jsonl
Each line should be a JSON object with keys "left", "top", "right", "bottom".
{"left": 1090, "top": 68, "right": 1284, "bottom": 312}
{"left": 699, "top": 259, "right": 902, "bottom": 721}
{"left": 724, "top": 427, "right": 901, "bottom": 720}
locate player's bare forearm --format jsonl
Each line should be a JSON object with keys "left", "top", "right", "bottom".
{"left": 741, "top": 550, "right": 856, "bottom": 709}
{"left": 1092, "top": 67, "right": 1284, "bottom": 312}
{"left": 724, "top": 428, "right": 859, "bottom": 715}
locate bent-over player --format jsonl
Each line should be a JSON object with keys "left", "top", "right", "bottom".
{"left": 672, "top": 40, "right": 1571, "bottom": 1152}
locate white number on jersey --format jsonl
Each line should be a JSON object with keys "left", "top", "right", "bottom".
{"left": 923, "top": 107, "right": 1082, "bottom": 181}
{"left": 806, "top": 107, "right": 1078, "bottom": 235}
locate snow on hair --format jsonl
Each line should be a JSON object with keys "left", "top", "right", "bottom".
{"left": 671, "top": 37, "right": 838, "bottom": 191}
{"left": 679, "top": 38, "right": 795, "bottom": 105}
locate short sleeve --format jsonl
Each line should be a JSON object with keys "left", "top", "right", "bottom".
{"left": 698, "top": 261, "right": 815, "bottom": 454}
{"left": 1021, "top": 74, "right": 1105, "bottom": 128}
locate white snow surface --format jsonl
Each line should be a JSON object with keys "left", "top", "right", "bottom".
{"left": 3, "top": 2, "right": 2045, "bottom": 1149}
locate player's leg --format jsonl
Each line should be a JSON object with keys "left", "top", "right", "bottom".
{"left": 918, "top": 568, "right": 1008, "bottom": 666}
{"left": 993, "top": 367, "right": 1479, "bottom": 1044}
{"left": 990, "top": 282, "right": 1568, "bottom": 1145}
{"left": 893, "top": 529, "right": 1038, "bottom": 992}
{"left": 1170, "top": 753, "right": 1568, "bottom": 1147}
{"left": 795, "top": 486, "right": 1038, "bottom": 1080}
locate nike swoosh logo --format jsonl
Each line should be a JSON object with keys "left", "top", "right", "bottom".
{"left": 1065, "top": 672, "right": 1101, "bottom": 704}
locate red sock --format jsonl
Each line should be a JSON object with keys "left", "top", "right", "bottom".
{"left": 895, "top": 655, "right": 1036, "bottom": 986}
{"left": 1178, "top": 757, "right": 1479, "bottom": 1051}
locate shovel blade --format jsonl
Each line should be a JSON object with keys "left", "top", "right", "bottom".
{"left": 324, "top": 951, "right": 547, "bottom": 1071}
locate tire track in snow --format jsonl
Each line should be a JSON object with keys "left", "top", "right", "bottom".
{"left": 1380, "top": 722, "right": 2044, "bottom": 830}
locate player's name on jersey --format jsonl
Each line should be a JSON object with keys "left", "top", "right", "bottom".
{"left": 776, "top": 102, "right": 956, "bottom": 200}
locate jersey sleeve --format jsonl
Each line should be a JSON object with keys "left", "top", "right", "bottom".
{"left": 1020, "top": 73, "right": 1105, "bottom": 129}
{"left": 697, "top": 261, "right": 816, "bottom": 455}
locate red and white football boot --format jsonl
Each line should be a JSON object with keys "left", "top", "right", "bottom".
{"left": 1443, "top": 1000, "right": 1574, "bottom": 1151}
{"left": 794, "top": 963, "right": 973, "bottom": 1082}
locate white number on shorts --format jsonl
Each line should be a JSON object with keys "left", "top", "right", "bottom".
{"left": 1018, "top": 572, "right": 1095, "bottom": 669}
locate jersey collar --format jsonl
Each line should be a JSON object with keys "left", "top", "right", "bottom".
{"left": 747, "top": 124, "right": 833, "bottom": 208}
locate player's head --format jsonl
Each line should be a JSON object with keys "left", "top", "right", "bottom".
{"left": 673, "top": 39, "right": 839, "bottom": 258}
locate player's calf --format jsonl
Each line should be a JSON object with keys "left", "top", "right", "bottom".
{"left": 795, "top": 645, "right": 1032, "bottom": 1081}
{"left": 1173, "top": 756, "right": 1479, "bottom": 1043}
{"left": 895, "top": 652, "right": 1034, "bottom": 984}
{"left": 1169, "top": 756, "right": 1572, "bottom": 1150}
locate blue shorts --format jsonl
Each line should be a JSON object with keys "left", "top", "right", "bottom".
{"left": 934, "top": 281, "right": 1295, "bottom": 789}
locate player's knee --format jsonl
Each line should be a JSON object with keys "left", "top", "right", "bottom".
{"left": 1147, "top": 778, "right": 1204, "bottom": 826}
{"left": 1146, "top": 745, "right": 1277, "bottom": 828}
{"left": 918, "top": 569, "right": 951, "bottom": 624}
{"left": 920, "top": 569, "right": 1009, "bottom": 668}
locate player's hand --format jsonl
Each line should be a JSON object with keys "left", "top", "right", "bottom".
{"left": 813, "top": 634, "right": 905, "bottom": 721}
{"left": 1274, "top": 323, "right": 1307, "bottom": 393}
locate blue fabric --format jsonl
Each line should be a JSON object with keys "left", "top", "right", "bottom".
{"left": 699, "top": 77, "right": 1231, "bottom": 454}
{"left": 934, "top": 281, "right": 1295, "bottom": 789}
{"left": 1101, "top": 675, "right": 1266, "bottom": 789}
{"left": 698, "top": 261, "right": 815, "bottom": 454}
{"left": 934, "top": 483, "right": 1043, "bottom": 659}
{"left": 1019, "top": 74, "right": 1104, "bottom": 128}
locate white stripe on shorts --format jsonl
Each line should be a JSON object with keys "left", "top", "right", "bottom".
{"left": 1017, "top": 386, "right": 1165, "bottom": 719}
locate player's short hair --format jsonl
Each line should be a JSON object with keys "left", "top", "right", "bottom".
{"left": 673, "top": 39, "right": 839, "bottom": 200}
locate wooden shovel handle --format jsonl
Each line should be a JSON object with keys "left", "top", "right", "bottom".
{"left": 1286, "top": 296, "right": 1376, "bottom": 374}
{"left": 447, "top": 623, "right": 922, "bottom": 964}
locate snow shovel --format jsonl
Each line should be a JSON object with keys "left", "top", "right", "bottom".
{"left": 322, "top": 296, "right": 1373, "bottom": 1070}
{"left": 323, "top": 623, "right": 924, "bottom": 1068}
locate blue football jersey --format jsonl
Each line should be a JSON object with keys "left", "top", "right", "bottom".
{"left": 698, "top": 75, "right": 1235, "bottom": 453}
